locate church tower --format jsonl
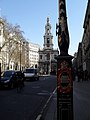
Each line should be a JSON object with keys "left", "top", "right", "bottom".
{"left": 38, "top": 17, "right": 59, "bottom": 75}
{"left": 43, "top": 17, "right": 53, "bottom": 50}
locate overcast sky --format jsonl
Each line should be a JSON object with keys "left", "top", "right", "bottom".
{"left": 0, "top": 0, "right": 88, "bottom": 55}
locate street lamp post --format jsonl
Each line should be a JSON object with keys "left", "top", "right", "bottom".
{"left": 56, "top": 0, "right": 73, "bottom": 119}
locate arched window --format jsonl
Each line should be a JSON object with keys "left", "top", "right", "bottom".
{"left": 47, "top": 38, "right": 50, "bottom": 47}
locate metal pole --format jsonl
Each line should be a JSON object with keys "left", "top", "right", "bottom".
{"left": 56, "top": 0, "right": 73, "bottom": 119}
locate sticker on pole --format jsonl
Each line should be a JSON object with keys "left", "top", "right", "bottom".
{"left": 57, "top": 61, "right": 72, "bottom": 93}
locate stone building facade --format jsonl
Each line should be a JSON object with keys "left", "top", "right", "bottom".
{"left": 73, "top": 0, "right": 90, "bottom": 80}
{"left": 77, "top": 42, "right": 83, "bottom": 72}
{"left": 82, "top": 0, "right": 90, "bottom": 78}
{"left": 38, "top": 17, "right": 59, "bottom": 74}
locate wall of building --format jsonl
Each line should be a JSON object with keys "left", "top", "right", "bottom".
{"left": 29, "top": 42, "right": 40, "bottom": 68}
{"left": 73, "top": 0, "right": 90, "bottom": 80}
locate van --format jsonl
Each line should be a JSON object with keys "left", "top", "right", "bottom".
{"left": 24, "top": 68, "right": 39, "bottom": 81}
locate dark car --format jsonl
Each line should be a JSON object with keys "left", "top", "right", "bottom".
{"left": 24, "top": 68, "right": 39, "bottom": 81}
{"left": 0, "top": 70, "right": 18, "bottom": 89}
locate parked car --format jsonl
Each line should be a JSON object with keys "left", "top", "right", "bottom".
{"left": 0, "top": 70, "right": 25, "bottom": 89}
{"left": 24, "top": 68, "right": 39, "bottom": 81}
{"left": 0, "top": 70, "right": 17, "bottom": 89}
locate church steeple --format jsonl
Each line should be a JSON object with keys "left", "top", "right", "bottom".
{"left": 43, "top": 17, "right": 53, "bottom": 50}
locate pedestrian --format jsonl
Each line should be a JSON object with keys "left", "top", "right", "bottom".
{"left": 16, "top": 71, "right": 24, "bottom": 93}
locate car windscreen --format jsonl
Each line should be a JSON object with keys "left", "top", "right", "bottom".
{"left": 2, "top": 71, "right": 15, "bottom": 77}
{"left": 25, "top": 69, "right": 37, "bottom": 73}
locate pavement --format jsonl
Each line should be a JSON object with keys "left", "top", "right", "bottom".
{"left": 43, "top": 80, "right": 90, "bottom": 120}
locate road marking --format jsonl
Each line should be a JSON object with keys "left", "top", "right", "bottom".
{"left": 37, "top": 93, "right": 50, "bottom": 95}
{"left": 36, "top": 87, "right": 57, "bottom": 120}
{"left": 36, "top": 114, "right": 42, "bottom": 120}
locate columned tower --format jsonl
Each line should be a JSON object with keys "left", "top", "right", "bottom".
{"left": 43, "top": 17, "right": 53, "bottom": 50}
{"left": 38, "top": 17, "right": 59, "bottom": 75}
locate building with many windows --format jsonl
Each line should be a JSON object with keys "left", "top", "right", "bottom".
{"left": 73, "top": 0, "right": 90, "bottom": 80}
{"left": 29, "top": 42, "right": 40, "bottom": 68}
{"left": 38, "top": 17, "right": 59, "bottom": 74}
{"left": 82, "top": 0, "right": 90, "bottom": 79}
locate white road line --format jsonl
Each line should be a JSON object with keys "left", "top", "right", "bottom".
{"left": 36, "top": 87, "right": 57, "bottom": 120}
{"left": 36, "top": 114, "right": 42, "bottom": 120}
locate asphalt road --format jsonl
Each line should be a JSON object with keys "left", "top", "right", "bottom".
{"left": 0, "top": 75, "right": 57, "bottom": 120}
{"left": 1, "top": 76, "right": 90, "bottom": 120}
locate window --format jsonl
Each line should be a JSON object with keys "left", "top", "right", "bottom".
{"left": 54, "top": 55, "right": 57, "bottom": 58}
{"left": 47, "top": 29, "right": 49, "bottom": 34}
{"left": 47, "top": 53, "right": 50, "bottom": 60}
{"left": 47, "top": 38, "right": 49, "bottom": 44}
{"left": 0, "top": 30, "right": 1, "bottom": 36}
{"left": 47, "top": 38, "right": 50, "bottom": 47}
{"left": 40, "top": 55, "right": 42, "bottom": 59}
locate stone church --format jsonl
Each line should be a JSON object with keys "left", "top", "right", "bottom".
{"left": 38, "top": 17, "right": 59, "bottom": 74}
